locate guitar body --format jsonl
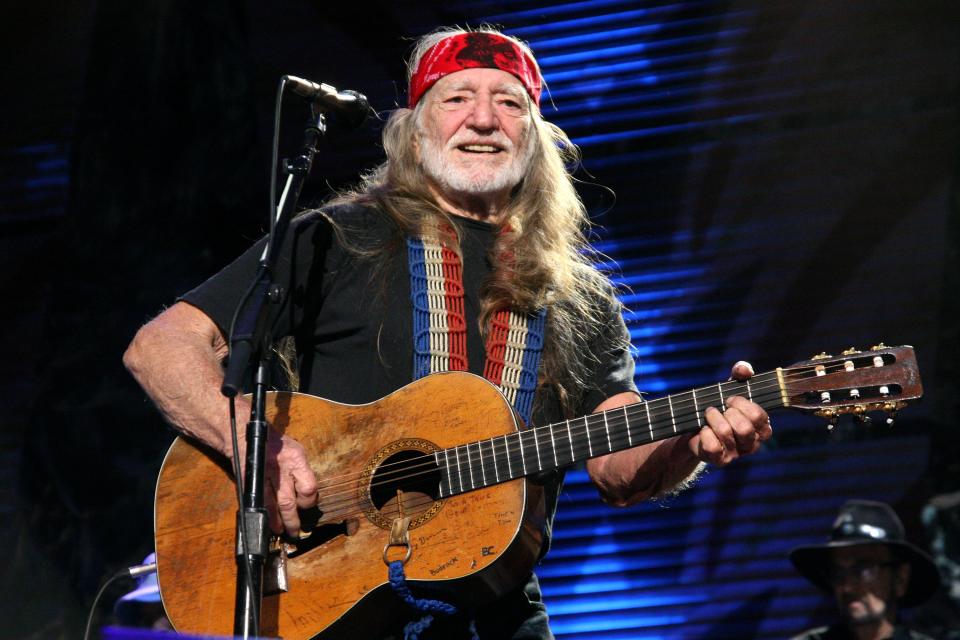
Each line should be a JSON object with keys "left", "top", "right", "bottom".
{"left": 154, "top": 372, "right": 546, "bottom": 639}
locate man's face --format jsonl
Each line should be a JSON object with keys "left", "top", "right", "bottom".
{"left": 416, "top": 67, "right": 535, "bottom": 200}
{"left": 828, "top": 544, "right": 909, "bottom": 628}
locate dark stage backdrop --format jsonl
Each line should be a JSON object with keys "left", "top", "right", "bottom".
{"left": 2, "top": 1, "right": 958, "bottom": 638}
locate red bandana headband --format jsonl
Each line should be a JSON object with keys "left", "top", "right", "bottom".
{"left": 408, "top": 32, "right": 543, "bottom": 109}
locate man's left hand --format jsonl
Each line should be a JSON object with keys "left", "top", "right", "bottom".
{"left": 687, "top": 361, "right": 772, "bottom": 466}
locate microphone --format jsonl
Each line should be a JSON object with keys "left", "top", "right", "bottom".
{"left": 284, "top": 75, "right": 369, "bottom": 129}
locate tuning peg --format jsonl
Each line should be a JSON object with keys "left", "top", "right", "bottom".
{"left": 881, "top": 401, "right": 900, "bottom": 425}
{"left": 812, "top": 352, "right": 831, "bottom": 360}
{"left": 842, "top": 347, "right": 861, "bottom": 355}
{"left": 854, "top": 414, "right": 872, "bottom": 425}
{"left": 817, "top": 408, "right": 839, "bottom": 429}
{"left": 870, "top": 343, "right": 888, "bottom": 351}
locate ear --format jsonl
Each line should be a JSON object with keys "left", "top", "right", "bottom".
{"left": 894, "top": 562, "right": 912, "bottom": 598}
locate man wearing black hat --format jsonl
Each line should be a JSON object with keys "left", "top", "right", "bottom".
{"left": 789, "top": 500, "right": 942, "bottom": 640}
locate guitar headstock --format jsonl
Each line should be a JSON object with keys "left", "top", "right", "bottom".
{"left": 781, "top": 344, "right": 922, "bottom": 428}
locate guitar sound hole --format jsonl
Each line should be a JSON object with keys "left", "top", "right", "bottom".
{"left": 369, "top": 450, "right": 442, "bottom": 519}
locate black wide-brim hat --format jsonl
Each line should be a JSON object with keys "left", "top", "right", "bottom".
{"left": 789, "top": 500, "right": 940, "bottom": 607}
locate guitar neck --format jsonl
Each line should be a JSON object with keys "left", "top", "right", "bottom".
{"left": 435, "top": 370, "right": 787, "bottom": 498}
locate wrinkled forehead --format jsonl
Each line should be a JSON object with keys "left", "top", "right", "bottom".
{"left": 430, "top": 68, "right": 529, "bottom": 99}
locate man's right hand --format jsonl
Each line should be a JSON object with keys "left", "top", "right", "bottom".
{"left": 244, "top": 430, "right": 319, "bottom": 537}
{"left": 124, "top": 301, "right": 319, "bottom": 538}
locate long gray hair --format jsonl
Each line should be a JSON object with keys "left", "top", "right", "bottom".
{"left": 321, "top": 26, "right": 626, "bottom": 411}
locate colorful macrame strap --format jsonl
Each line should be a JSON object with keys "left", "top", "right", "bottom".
{"left": 408, "top": 236, "right": 546, "bottom": 425}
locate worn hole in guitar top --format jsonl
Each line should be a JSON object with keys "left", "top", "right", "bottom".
{"left": 284, "top": 518, "right": 355, "bottom": 559}
{"left": 369, "top": 449, "right": 442, "bottom": 523}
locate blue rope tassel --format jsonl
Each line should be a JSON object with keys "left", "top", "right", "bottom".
{"left": 388, "top": 560, "right": 479, "bottom": 640}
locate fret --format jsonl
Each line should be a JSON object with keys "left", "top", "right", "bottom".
{"left": 717, "top": 383, "right": 725, "bottom": 410}
{"left": 619, "top": 406, "right": 629, "bottom": 447}
{"left": 532, "top": 427, "right": 543, "bottom": 472}
{"left": 457, "top": 445, "right": 470, "bottom": 491}
{"left": 517, "top": 431, "right": 528, "bottom": 475}
{"left": 459, "top": 445, "right": 470, "bottom": 491}
{"left": 443, "top": 447, "right": 463, "bottom": 494}
{"left": 602, "top": 410, "right": 612, "bottom": 451}
{"left": 435, "top": 451, "right": 446, "bottom": 498}
{"left": 504, "top": 434, "right": 514, "bottom": 479}
{"left": 444, "top": 449, "right": 453, "bottom": 495}
{"left": 585, "top": 414, "right": 594, "bottom": 457}
{"left": 692, "top": 390, "right": 702, "bottom": 428}
{"left": 466, "top": 443, "right": 476, "bottom": 489}
{"left": 554, "top": 419, "right": 574, "bottom": 468}
{"left": 746, "top": 379, "right": 753, "bottom": 401}
{"left": 548, "top": 424, "right": 558, "bottom": 468}
{"left": 477, "top": 440, "right": 487, "bottom": 486}
{"left": 490, "top": 437, "right": 500, "bottom": 483}
{"left": 643, "top": 402, "right": 652, "bottom": 440}
{"left": 667, "top": 394, "right": 677, "bottom": 433}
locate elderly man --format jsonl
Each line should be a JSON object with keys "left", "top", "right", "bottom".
{"left": 124, "top": 27, "right": 771, "bottom": 639}
{"left": 790, "top": 500, "right": 941, "bottom": 640}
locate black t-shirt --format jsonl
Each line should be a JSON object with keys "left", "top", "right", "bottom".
{"left": 182, "top": 203, "right": 636, "bottom": 419}
{"left": 180, "top": 203, "right": 638, "bottom": 638}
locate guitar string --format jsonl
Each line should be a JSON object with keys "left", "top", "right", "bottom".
{"left": 281, "top": 359, "right": 899, "bottom": 526}
{"left": 305, "top": 385, "right": 791, "bottom": 522}
{"left": 302, "top": 385, "right": 791, "bottom": 525}
{"left": 303, "top": 360, "right": 903, "bottom": 526}
{"left": 308, "top": 374, "right": 781, "bottom": 499}
{"left": 308, "top": 367, "right": 799, "bottom": 491}
{"left": 303, "top": 360, "right": 895, "bottom": 515}
{"left": 305, "top": 359, "right": 869, "bottom": 497}
{"left": 304, "top": 360, "right": 904, "bottom": 516}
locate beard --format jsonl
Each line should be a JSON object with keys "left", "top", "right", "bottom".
{"left": 417, "top": 119, "right": 536, "bottom": 198}
{"left": 840, "top": 595, "right": 888, "bottom": 627}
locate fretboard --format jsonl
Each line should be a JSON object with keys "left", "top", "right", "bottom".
{"left": 435, "top": 370, "right": 786, "bottom": 498}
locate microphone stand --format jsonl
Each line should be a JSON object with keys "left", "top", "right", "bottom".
{"left": 221, "top": 102, "right": 328, "bottom": 639}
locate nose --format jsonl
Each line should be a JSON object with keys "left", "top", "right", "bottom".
{"left": 832, "top": 573, "right": 864, "bottom": 597}
{"left": 466, "top": 95, "right": 497, "bottom": 131}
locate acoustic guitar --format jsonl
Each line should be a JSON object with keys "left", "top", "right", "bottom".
{"left": 154, "top": 345, "right": 921, "bottom": 639}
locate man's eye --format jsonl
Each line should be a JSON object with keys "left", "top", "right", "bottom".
{"left": 498, "top": 98, "right": 525, "bottom": 112}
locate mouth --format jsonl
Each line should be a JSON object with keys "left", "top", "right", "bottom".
{"left": 456, "top": 143, "right": 504, "bottom": 154}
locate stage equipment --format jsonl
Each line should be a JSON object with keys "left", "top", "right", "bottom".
{"left": 284, "top": 75, "right": 369, "bottom": 130}
{"left": 219, "top": 74, "right": 369, "bottom": 639}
